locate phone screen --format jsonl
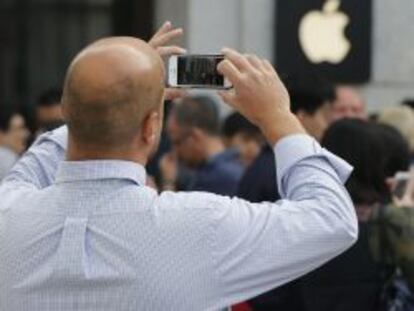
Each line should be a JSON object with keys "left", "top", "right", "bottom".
{"left": 177, "top": 55, "right": 225, "bottom": 87}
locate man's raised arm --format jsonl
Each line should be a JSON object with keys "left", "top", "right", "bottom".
{"left": 202, "top": 49, "right": 359, "bottom": 307}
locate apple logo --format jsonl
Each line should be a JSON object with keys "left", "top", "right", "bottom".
{"left": 298, "top": 0, "right": 351, "bottom": 64}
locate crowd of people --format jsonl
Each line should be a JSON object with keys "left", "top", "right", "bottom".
{"left": 0, "top": 21, "right": 414, "bottom": 311}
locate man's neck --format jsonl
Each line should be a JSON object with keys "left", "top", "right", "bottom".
{"left": 66, "top": 140, "right": 148, "bottom": 166}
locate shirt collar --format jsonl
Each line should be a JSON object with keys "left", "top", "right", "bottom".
{"left": 55, "top": 160, "right": 146, "bottom": 186}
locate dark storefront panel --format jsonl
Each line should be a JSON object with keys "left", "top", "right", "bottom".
{"left": 0, "top": 0, "right": 153, "bottom": 128}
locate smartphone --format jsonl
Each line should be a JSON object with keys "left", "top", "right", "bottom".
{"left": 393, "top": 172, "right": 410, "bottom": 199}
{"left": 168, "top": 54, "right": 232, "bottom": 89}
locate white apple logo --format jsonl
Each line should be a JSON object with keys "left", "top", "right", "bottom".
{"left": 298, "top": 0, "right": 351, "bottom": 64}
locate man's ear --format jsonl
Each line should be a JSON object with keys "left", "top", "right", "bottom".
{"left": 142, "top": 111, "right": 161, "bottom": 145}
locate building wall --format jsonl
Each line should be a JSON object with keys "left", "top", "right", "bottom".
{"left": 155, "top": 0, "right": 414, "bottom": 112}
{"left": 0, "top": 0, "right": 113, "bottom": 115}
{"left": 361, "top": 0, "right": 414, "bottom": 110}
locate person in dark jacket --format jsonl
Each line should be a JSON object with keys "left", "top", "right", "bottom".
{"left": 237, "top": 77, "right": 336, "bottom": 310}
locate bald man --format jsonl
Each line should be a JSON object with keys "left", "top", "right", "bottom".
{"left": 0, "top": 23, "right": 357, "bottom": 311}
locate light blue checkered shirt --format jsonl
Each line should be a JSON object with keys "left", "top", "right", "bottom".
{"left": 0, "top": 126, "right": 357, "bottom": 311}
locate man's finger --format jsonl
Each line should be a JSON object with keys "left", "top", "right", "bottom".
{"left": 150, "top": 21, "right": 172, "bottom": 43}
{"left": 245, "top": 54, "right": 264, "bottom": 71}
{"left": 217, "top": 59, "right": 242, "bottom": 86}
{"left": 157, "top": 46, "right": 187, "bottom": 57}
{"left": 150, "top": 28, "right": 183, "bottom": 48}
{"left": 222, "top": 47, "right": 251, "bottom": 72}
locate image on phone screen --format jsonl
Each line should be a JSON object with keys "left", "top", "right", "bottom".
{"left": 177, "top": 56, "right": 224, "bottom": 87}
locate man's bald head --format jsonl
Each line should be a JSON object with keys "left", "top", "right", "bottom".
{"left": 62, "top": 37, "right": 165, "bottom": 150}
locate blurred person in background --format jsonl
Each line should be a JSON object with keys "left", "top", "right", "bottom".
{"left": 371, "top": 124, "right": 414, "bottom": 300}
{"left": 237, "top": 77, "right": 335, "bottom": 203}
{"left": 301, "top": 119, "right": 413, "bottom": 311}
{"left": 222, "top": 112, "right": 264, "bottom": 167}
{"left": 378, "top": 105, "right": 414, "bottom": 161}
{"left": 288, "top": 78, "right": 335, "bottom": 142}
{"left": 36, "top": 88, "right": 64, "bottom": 134}
{"left": 161, "top": 96, "right": 243, "bottom": 195}
{"left": 241, "top": 119, "right": 412, "bottom": 311}
{"left": 0, "top": 108, "right": 29, "bottom": 180}
{"left": 330, "top": 85, "right": 367, "bottom": 122}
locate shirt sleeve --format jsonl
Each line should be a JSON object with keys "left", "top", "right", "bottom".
{"left": 210, "top": 134, "right": 358, "bottom": 307}
{"left": 0, "top": 126, "right": 67, "bottom": 192}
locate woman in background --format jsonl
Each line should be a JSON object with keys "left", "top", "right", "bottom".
{"left": 298, "top": 119, "right": 413, "bottom": 311}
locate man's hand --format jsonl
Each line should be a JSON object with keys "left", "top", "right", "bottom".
{"left": 149, "top": 21, "right": 187, "bottom": 102}
{"left": 217, "top": 48, "right": 305, "bottom": 145}
{"left": 149, "top": 21, "right": 186, "bottom": 57}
